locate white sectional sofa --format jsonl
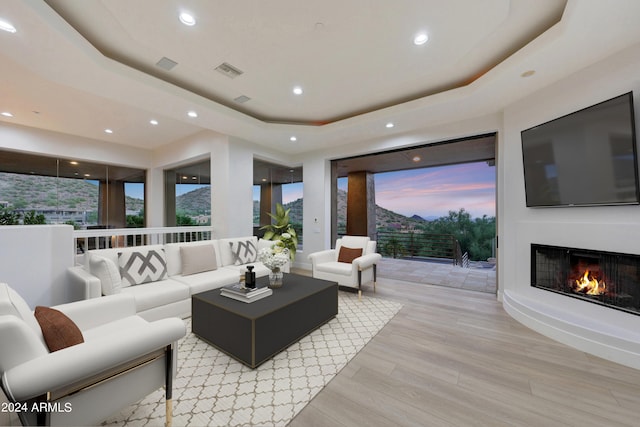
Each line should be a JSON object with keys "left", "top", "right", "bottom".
{"left": 67, "top": 236, "right": 287, "bottom": 321}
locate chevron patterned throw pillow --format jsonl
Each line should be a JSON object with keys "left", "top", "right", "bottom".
{"left": 118, "top": 249, "right": 168, "bottom": 287}
{"left": 229, "top": 240, "right": 258, "bottom": 265}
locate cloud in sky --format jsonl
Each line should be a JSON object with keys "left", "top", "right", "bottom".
{"left": 283, "top": 182, "right": 303, "bottom": 202}
{"left": 374, "top": 162, "right": 495, "bottom": 218}
{"left": 252, "top": 162, "right": 495, "bottom": 219}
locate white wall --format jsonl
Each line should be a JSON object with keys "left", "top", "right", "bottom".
{"left": 0, "top": 122, "right": 151, "bottom": 168}
{"left": 152, "top": 131, "right": 292, "bottom": 238}
{"left": 214, "top": 137, "right": 255, "bottom": 238}
{"left": 298, "top": 156, "right": 332, "bottom": 269}
{"left": 499, "top": 44, "right": 640, "bottom": 369}
{"left": 0, "top": 225, "right": 74, "bottom": 308}
{"left": 151, "top": 130, "right": 225, "bottom": 229}
{"left": 145, "top": 167, "right": 165, "bottom": 227}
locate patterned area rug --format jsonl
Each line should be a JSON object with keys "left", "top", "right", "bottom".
{"left": 103, "top": 293, "right": 402, "bottom": 427}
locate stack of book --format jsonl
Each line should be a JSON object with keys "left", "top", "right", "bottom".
{"left": 220, "top": 283, "right": 272, "bottom": 303}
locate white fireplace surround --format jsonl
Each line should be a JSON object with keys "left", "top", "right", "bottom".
{"left": 501, "top": 221, "right": 640, "bottom": 370}
{"left": 497, "top": 43, "right": 640, "bottom": 371}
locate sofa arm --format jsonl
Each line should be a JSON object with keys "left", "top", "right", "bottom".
{"left": 353, "top": 253, "right": 382, "bottom": 270}
{"left": 2, "top": 317, "right": 186, "bottom": 402}
{"left": 0, "top": 316, "right": 49, "bottom": 373}
{"left": 67, "top": 266, "right": 101, "bottom": 301}
{"left": 53, "top": 293, "right": 137, "bottom": 331}
{"left": 308, "top": 249, "right": 336, "bottom": 266}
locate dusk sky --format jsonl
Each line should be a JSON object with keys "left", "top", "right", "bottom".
{"left": 378, "top": 162, "right": 495, "bottom": 218}
{"left": 340, "top": 161, "right": 495, "bottom": 219}
{"left": 126, "top": 161, "right": 495, "bottom": 219}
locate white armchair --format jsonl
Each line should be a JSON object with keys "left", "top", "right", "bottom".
{"left": 308, "top": 236, "right": 382, "bottom": 299}
{"left": 0, "top": 283, "right": 186, "bottom": 426}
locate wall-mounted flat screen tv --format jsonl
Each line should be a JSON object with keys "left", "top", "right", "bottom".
{"left": 521, "top": 92, "right": 639, "bottom": 207}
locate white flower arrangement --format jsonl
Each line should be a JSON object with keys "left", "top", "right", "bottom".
{"left": 258, "top": 245, "right": 290, "bottom": 271}
{"left": 259, "top": 203, "right": 298, "bottom": 261}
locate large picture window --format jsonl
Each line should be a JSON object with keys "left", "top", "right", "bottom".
{"left": 164, "top": 159, "right": 211, "bottom": 226}
{"left": 0, "top": 150, "right": 145, "bottom": 228}
{"left": 331, "top": 134, "right": 496, "bottom": 261}
{"left": 253, "top": 159, "right": 303, "bottom": 248}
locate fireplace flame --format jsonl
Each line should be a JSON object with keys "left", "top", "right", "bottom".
{"left": 573, "top": 270, "right": 606, "bottom": 295}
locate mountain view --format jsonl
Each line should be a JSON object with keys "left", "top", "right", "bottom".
{"left": 176, "top": 186, "right": 211, "bottom": 215}
{"left": 0, "top": 172, "right": 464, "bottom": 228}
{"left": 0, "top": 171, "right": 460, "bottom": 229}
{"left": 1, "top": 172, "right": 495, "bottom": 260}
{"left": 0, "top": 172, "right": 209, "bottom": 215}
{"left": 0, "top": 172, "right": 99, "bottom": 211}
{"left": 252, "top": 190, "right": 426, "bottom": 230}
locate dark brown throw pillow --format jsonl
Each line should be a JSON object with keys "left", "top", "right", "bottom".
{"left": 34, "top": 306, "right": 84, "bottom": 352}
{"left": 338, "top": 246, "right": 363, "bottom": 264}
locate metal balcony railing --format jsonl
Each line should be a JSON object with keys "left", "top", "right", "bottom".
{"left": 376, "top": 230, "right": 466, "bottom": 266}
{"left": 73, "top": 226, "right": 214, "bottom": 255}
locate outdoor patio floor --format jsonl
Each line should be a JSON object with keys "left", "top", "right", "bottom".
{"left": 377, "top": 257, "right": 497, "bottom": 294}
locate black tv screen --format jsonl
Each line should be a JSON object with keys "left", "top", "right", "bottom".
{"left": 521, "top": 92, "right": 639, "bottom": 207}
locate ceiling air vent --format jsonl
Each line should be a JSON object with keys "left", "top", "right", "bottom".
{"left": 156, "top": 57, "right": 178, "bottom": 71}
{"left": 215, "top": 62, "right": 243, "bottom": 79}
{"left": 234, "top": 95, "right": 251, "bottom": 104}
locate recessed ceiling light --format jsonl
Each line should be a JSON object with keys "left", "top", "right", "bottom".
{"left": 84, "top": 174, "right": 91, "bottom": 177}
{"left": 290, "top": 136, "right": 297, "bottom": 142}
{"left": 70, "top": 161, "right": 78, "bottom": 165}
{"left": 150, "top": 119, "right": 159, "bottom": 125}
{"left": 1, "top": 112, "right": 13, "bottom": 117}
{"left": 385, "top": 122, "right": 394, "bottom": 128}
{"left": 413, "top": 33, "right": 429, "bottom": 46}
{"left": 179, "top": 12, "right": 196, "bottom": 26}
{"left": 0, "top": 19, "right": 16, "bottom": 33}
{"left": 412, "top": 156, "right": 422, "bottom": 162}
{"left": 187, "top": 110, "right": 198, "bottom": 118}
{"left": 104, "top": 129, "right": 113, "bottom": 134}
{"left": 293, "top": 86, "right": 303, "bottom": 95}
{"left": 521, "top": 70, "right": 536, "bottom": 78}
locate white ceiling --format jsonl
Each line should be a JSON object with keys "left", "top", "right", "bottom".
{"left": 1, "top": 1, "right": 640, "bottom": 155}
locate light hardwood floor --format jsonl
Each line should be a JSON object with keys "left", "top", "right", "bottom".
{"left": 289, "top": 275, "right": 640, "bottom": 427}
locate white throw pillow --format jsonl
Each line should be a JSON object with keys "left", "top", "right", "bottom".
{"left": 118, "top": 249, "right": 168, "bottom": 286}
{"left": 181, "top": 244, "right": 218, "bottom": 276}
{"left": 89, "top": 255, "right": 122, "bottom": 295}
{"left": 229, "top": 240, "right": 258, "bottom": 265}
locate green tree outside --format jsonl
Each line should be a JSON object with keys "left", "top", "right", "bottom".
{"left": 23, "top": 211, "right": 46, "bottom": 225}
{"left": 378, "top": 208, "right": 495, "bottom": 261}
{"left": 176, "top": 213, "right": 196, "bottom": 226}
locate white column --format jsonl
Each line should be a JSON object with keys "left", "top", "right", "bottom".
{"left": 300, "top": 156, "right": 332, "bottom": 268}
{"left": 146, "top": 167, "right": 165, "bottom": 227}
{"left": 211, "top": 138, "right": 254, "bottom": 238}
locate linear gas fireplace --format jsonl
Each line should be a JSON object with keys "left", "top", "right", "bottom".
{"left": 531, "top": 244, "right": 640, "bottom": 316}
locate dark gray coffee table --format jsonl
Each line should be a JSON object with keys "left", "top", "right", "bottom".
{"left": 192, "top": 273, "right": 338, "bottom": 368}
